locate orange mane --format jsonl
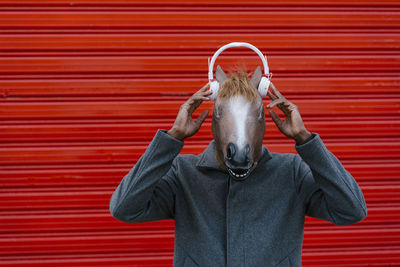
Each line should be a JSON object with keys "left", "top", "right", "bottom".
{"left": 217, "top": 68, "right": 259, "bottom": 101}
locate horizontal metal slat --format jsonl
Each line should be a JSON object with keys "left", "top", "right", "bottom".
{"left": 303, "top": 226, "right": 400, "bottom": 248}
{"left": 1, "top": 55, "right": 399, "bottom": 74}
{"left": 0, "top": 211, "right": 174, "bottom": 234}
{"left": 0, "top": 183, "right": 396, "bottom": 211}
{"left": 1, "top": 161, "right": 399, "bottom": 188}
{"left": 1, "top": 11, "right": 399, "bottom": 29}
{"left": 0, "top": 120, "right": 398, "bottom": 142}
{"left": 1, "top": 248, "right": 399, "bottom": 267}
{"left": 0, "top": 0, "right": 400, "bottom": 7}
{"left": 302, "top": 247, "right": 400, "bottom": 266}
{"left": 0, "top": 252, "right": 173, "bottom": 267}
{"left": 1, "top": 99, "right": 399, "bottom": 120}
{"left": 0, "top": 204, "right": 397, "bottom": 234}
{"left": 0, "top": 226, "right": 399, "bottom": 257}
{"left": 0, "top": 230, "right": 175, "bottom": 256}
{"left": 1, "top": 33, "right": 400, "bottom": 51}
{"left": 0, "top": 77, "right": 399, "bottom": 97}
{"left": 1, "top": 140, "right": 400, "bottom": 165}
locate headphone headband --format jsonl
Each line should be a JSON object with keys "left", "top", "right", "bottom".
{"left": 208, "top": 42, "right": 270, "bottom": 81}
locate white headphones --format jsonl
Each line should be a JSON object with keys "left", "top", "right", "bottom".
{"left": 208, "top": 42, "right": 272, "bottom": 101}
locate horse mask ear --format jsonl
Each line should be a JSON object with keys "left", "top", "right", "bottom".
{"left": 215, "top": 65, "right": 228, "bottom": 85}
{"left": 250, "top": 66, "right": 262, "bottom": 90}
{"left": 209, "top": 65, "right": 228, "bottom": 101}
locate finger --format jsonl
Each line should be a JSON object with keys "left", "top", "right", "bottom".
{"left": 195, "top": 110, "right": 209, "bottom": 129}
{"left": 196, "top": 96, "right": 210, "bottom": 101}
{"left": 190, "top": 85, "right": 212, "bottom": 103}
{"left": 187, "top": 99, "right": 203, "bottom": 115}
{"left": 198, "top": 90, "right": 213, "bottom": 97}
{"left": 192, "top": 94, "right": 211, "bottom": 102}
{"left": 194, "top": 88, "right": 213, "bottom": 100}
{"left": 185, "top": 83, "right": 211, "bottom": 114}
{"left": 199, "top": 82, "right": 210, "bottom": 92}
{"left": 187, "top": 94, "right": 209, "bottom": 114}
{"left": 268, "top": 99, "right": 291, "bottom": 109}
{"left": 267, "top": 91, "right": 278, "bottom": 101}
{"left": 268, "top": 110, "right": 283, "bottom": 129}
{"left": 267, "top": 99, "right": 294, "bottom": 117}
{"left": 269, "top": 82, "right": 284, "bottom": 98}
{"left": 266, "top": 99, "right": 286, "bottom": 109}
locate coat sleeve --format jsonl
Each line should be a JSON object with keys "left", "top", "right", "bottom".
{"left": 293, "top": 133, "right": 367, "bottom": 225}
{"left": 109, "top": 129, "right": 183, "bottom": 223}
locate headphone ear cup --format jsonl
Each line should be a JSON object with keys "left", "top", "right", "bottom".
{"left": 209, "top": 80, "right": 220, "bottom": 101}
{"left": 258, "top": 77, "right": 270, "bottom": 98}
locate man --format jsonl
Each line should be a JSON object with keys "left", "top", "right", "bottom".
{"left": 109, "top": 75, "right": 367, "bottom": 266}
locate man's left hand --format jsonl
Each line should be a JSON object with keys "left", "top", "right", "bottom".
{"left": 266, "top": 82, "right": 312, "bottom": 145}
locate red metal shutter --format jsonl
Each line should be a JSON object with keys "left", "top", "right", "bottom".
{"left": 0, "top": 0, "right": 399, "bottom": 266}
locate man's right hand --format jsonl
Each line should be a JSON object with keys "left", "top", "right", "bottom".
{"left": 167, "top": 83, "right": 212, "bottom": 141}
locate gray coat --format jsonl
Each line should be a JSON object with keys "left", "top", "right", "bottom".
{"left": 109, "top": 130, "right": 367, "bottom": 267}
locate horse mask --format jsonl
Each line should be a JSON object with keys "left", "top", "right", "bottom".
{"left": 208, "top": 42, "right": 272, "bottom": 181}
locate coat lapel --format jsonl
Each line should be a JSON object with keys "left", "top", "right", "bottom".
{"left": 196, "top": 140, "right": 221, "bottom": 170}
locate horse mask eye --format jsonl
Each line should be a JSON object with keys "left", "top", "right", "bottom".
{"left": 214, "top": 105, "right": 222, "bottom": 119}
{"left": 258, "top": 105, "right": 265, "bottom": 120}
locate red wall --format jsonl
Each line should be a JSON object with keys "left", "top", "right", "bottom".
{"left": 0, "top": 0, "right": 399, "bottom": 266}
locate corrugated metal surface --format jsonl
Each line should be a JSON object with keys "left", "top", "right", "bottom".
{"left": 0, "top": 0, "right": 399, "bottom": 266}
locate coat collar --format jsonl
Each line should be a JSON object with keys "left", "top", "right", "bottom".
{"left": 196, "top": 140, "right": 273, "bottom": 170}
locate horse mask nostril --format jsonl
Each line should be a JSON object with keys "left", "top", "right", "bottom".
{"left": 226, "top": 143, "right": 236, "bottom": 160}
{"left": 245, "top": 144, "right": 250, "bottom": 162}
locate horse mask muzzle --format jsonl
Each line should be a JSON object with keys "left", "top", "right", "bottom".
{"left": 225, "top": 143, "right": 254, "bottom": 181}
